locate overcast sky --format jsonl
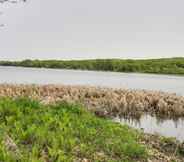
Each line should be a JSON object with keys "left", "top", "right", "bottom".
{"left": 0, "top": 0, "right": 184, "bottom": 60}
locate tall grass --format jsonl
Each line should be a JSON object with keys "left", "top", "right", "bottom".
{"left": 0, "top": 84, "right": 184, "bottom": 118}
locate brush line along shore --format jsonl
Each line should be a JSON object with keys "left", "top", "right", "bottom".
{"left": 1, "top": 57, "right": 184, "bottom": 75}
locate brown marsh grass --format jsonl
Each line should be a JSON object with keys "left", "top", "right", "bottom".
{"left": 0, "top": 84, "right": 184, "bottom": 119}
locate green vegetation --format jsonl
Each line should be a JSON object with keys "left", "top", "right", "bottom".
{"left": 0, "top": 98, "right": 147, "bottom": 162}
{"left": 1, "top": 57, "right": 184, "bottom": 75}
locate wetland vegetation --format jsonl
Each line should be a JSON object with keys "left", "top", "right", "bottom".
{"left": 0, "top": 75, "right": 184, "bottom": 162}
{"left": 0, "top": 84, "right": 184, "bottom": 119}
{"left": 0, "top": 97, "right": 146, "bottom": 162}
{"left": 0, "top": 97, "right": 184, "bottom": 162}
{"left": 1, "top": 57, "right": 184, "bottom": 75}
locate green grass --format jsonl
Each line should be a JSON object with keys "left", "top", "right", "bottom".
{"left": 0, "top": 98, "right": 147, "bottom": 162}
{"left": 1, "top": 57, "right": 184, "bottom": 75}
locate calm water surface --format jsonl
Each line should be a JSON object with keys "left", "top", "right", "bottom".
{"left": 114, "top": 115, "right": 184, "bottom": 142}
{"left": 0, "top": 66, "right": 184, "bottom": 95}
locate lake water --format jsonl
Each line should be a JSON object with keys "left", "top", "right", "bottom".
{"left": 114, "top": 115, "right": 184, "bottom": 142}
{"left": 0, "top": 66, "right": 184, "bottom": 96}
{"left": 1, "top": 66, "right": 184, "bottom": 141}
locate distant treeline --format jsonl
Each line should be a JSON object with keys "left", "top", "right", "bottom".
{"left": 1, "top": 57, "right": 184, "bottom": 75}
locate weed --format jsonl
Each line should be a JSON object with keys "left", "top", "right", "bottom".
{"left": 0, "top": 98, "right": 147, "bottom": 162}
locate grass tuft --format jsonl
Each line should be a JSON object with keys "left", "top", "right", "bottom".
{"left": 0, "top": 98, "right": 147, "bottom": 162}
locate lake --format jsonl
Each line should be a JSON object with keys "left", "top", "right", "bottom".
{"left": 1, "top": 66, "right": 184, "bottom": 96}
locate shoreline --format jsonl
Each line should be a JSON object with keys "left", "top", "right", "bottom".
{"left": 1, "top": 57, "right": 184, "bottom": 76}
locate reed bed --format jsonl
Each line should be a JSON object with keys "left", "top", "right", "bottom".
{"left": 0, "top": 84, "right": 184, "bottom": 119}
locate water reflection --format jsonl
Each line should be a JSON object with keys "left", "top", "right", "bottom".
{"left": 114, "top": 114, "right": 184, "bottom": 142}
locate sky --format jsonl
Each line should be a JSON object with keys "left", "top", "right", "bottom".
{"left": 0, "top": 0, "right": 184, "bottom": 60}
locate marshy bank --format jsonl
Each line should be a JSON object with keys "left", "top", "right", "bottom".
{"left": 0, "top": 84, "right": 184, "bottom": 119}
{"left": 1, "top": 84, "right": 184, "bottom": 161}
{"left": 2, "top": 84, "right": 184, "bottom": 142}
{"left": 0, "top": 97, "right": 184, "bottom": 162}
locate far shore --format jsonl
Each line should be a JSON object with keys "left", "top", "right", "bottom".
{"left": 0, "top": 57, "right": 184, "bottom": 75}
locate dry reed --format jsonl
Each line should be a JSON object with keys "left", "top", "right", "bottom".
{"left": 0, "top": 84, "right": 184, "bottom": 119}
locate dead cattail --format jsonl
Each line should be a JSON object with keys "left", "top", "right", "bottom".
{"left": 0, "top": 84, "right": 184, "bottom": 119}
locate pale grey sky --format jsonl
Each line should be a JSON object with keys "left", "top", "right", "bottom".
{"left": 0, "top": 0, "right": 184, "bottom": 60}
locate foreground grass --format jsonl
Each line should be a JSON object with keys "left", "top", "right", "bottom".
{"left": 1, "top": 57, "right": 184, "bottom": 75}
{"left": 0, "top": 98, "right": 147, "bottom": 162}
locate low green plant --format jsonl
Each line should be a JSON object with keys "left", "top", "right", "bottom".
{"left": 0, "top": 98, "right": 147, "bottom": 162}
